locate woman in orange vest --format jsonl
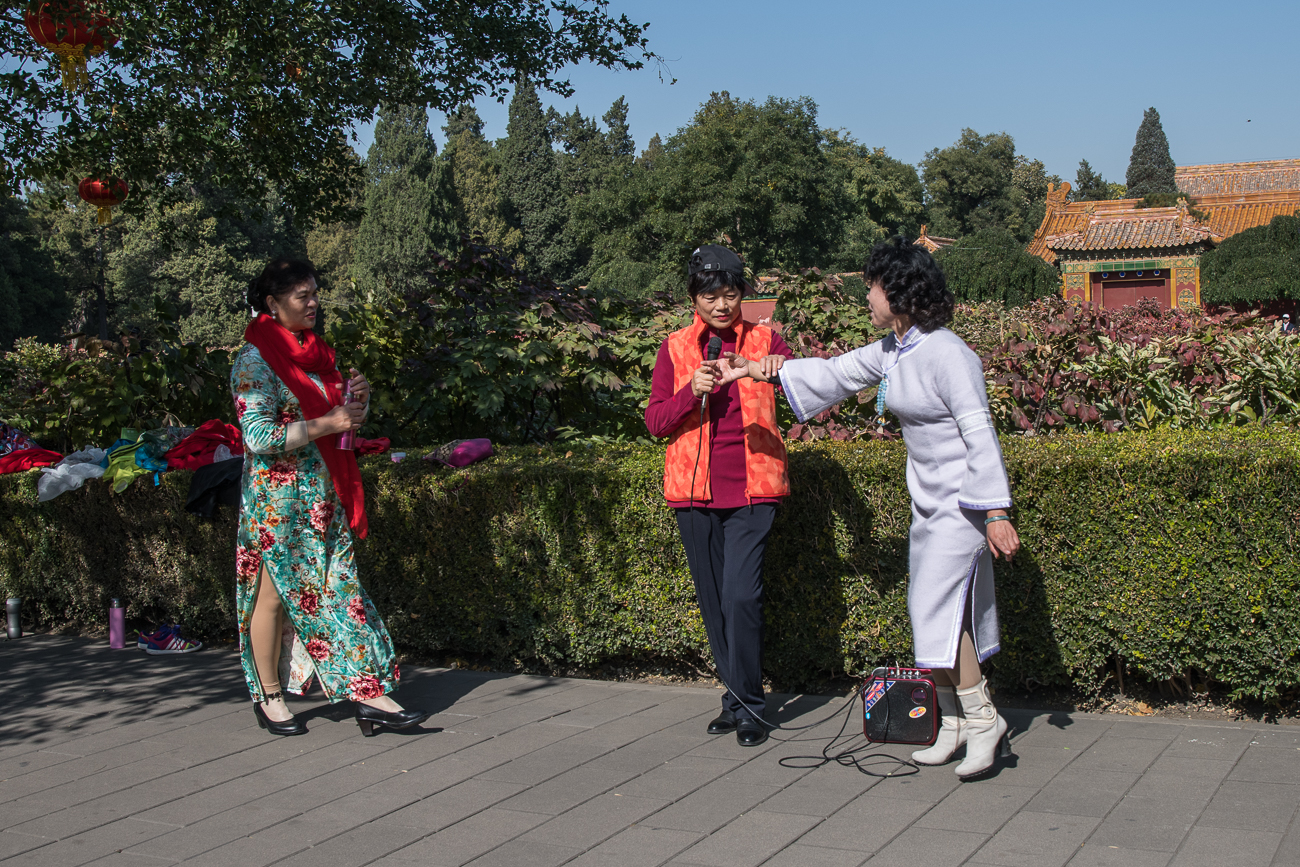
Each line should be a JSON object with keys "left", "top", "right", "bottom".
{"left": 644, "top": 245, "right": 793, "bottom": 747}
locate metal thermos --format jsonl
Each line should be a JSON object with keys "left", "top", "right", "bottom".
{"left": 5, "top": 597, "right": 20, "bottom": 640}
{"left": 337, "top": 387, "right": 356, "bottom": 451}
{"left": 109, "top": 598, "right": 126, "bottom": 649}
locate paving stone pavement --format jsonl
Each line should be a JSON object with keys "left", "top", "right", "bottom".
{"left": 1, "top": 636, "right": 1298, "bottom": 866}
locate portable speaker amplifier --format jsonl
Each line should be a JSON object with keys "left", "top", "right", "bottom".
{"left": 862, "top": 667, "right": 938, "bottom": 746}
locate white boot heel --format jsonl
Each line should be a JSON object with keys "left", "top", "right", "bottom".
{"left": 954, "top": 678, "right": 1009, "bottom": 780}
{"left": 911, "top": 686, "right": 965, "bottom": 765}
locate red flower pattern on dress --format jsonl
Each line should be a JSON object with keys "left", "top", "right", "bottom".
{"left": 308, "top": 500, "right": 335, "bottom": 535}
{"left": 266, "top": 461, "right": 296, "bottom": 486}
{"left": 235, "top": 396, "right": 247, "bottom": 418}
{"left": 348, "top": 675, "right": 384, "bottom": 700}
{"left": 298, "top": 589, "right": 320, "bottom": 617}
{"left": 278, "top": 408, "right": 300, "bottom": 426}
{"left": 305, "top": 638, "right": 331, "bottom": 661}
{"left": 235, "top": 545, "right": 261, "bottom": 580}
{"left": 258, "top": 527, "right": 275, "bottom": 551}
{"left": 347, "top": 597, "right": 368, "bottom": 625}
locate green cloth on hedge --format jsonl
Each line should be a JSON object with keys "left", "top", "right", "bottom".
{"left": 230, "top": 344, "right": 399, "bottom": 705}
{"left": 136, "top": 428, "right": 189, "bottom": 473}
{"left": 101, "top": 428, "right": 191, "bottom": 491}
{"left": 102, "top": 440, "right": 152, "bottom": 493}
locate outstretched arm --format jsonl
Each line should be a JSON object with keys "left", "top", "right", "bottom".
{"left": 709, "top": 352, "right": 786, "bottom": 385}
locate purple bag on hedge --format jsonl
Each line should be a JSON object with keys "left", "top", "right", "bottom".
{"left": 424, "top": 438, "right": 493, "bottom": 468}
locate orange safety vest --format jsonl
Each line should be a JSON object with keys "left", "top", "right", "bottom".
{"left": 663, "top": 313, "right": 790, "bottom": 503}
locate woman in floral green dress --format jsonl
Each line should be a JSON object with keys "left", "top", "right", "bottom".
{"left": 231, "top": 258, "right": 429, "bottom": 737}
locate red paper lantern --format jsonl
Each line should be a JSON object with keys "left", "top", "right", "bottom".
{"left": 78, "top": 177, "right": 127, "bottom": 225}
{"left": 24, "top": 2, "right": 117, "bottom": 93}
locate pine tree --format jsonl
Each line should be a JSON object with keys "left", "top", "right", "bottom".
{"left": 500, "top": 80, "right": 571, "bottom": 279}
{"left": 354, "top": 104, "right": 459, "bottom": 303}
{"left": 443, "top": 105, "right": 521, "bottom": 254}
{"left": 603, "top": 97, "right": 635, "bottom": 161}
{"left": 1125, "top": 108, "right": 1178, "bottom": 199}
{"left": 1072, "top": 159, "right": 1112, "bottom": 202}
{"left": 636, "top": 133, "right": 663, "bottom": 171}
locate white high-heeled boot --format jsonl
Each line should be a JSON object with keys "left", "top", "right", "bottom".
{"left": 911, "top": 685, "right": 965, "bottom": 765}
{"left": 953, "top": 678, "right": 1010, "bottom": 779}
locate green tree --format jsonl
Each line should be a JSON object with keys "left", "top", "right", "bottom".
{"left": 921, "top": 129, "right": 1018, "bottom": 239}
{"left": 108, "top": 186, "right": 302, "bottom": 346}
{"left": 1008, "top": 156, "right": 1062, "bottom": 242}
{"left": 2, "top": 0, "right": 654, "bottom": 222}
{"left": 1072, "top": 159, "right": 1112, "bottom": 202}
{"left": 583, "top": 92, "right": 842, "bottom": 294}
{"left": 1199, "top": 214, "right": 1300, "bottom": 305}
{"left": 553, "top": 96, "right": 639, "bottom": 285}
{"left": 0, "top": 196, "right": 71, "bottom": 349}
{"left": 443, "top": 105, "right": 521, "bottom": 255}
{"left": 1126, "top": 107, "right": 1178, "bottom": 199}
{"left": 500, "top": 80, "right": 572, "bottom": 279}
{"left": 27, "top": 181, "right": 115, "bottom": 339}
{"left": 824, "top": 131, "right": 925, "bottom": 271}
{"left": 31, "top": 180, "right": 301, "bottom": 346}
{"left": 937, "top": 228, "right": 1061, "bottom": 307}
{"left": 354, "top": 104, "right": 458, "bottom": 303}
{"left": 636, "top": 133, "right": 664, "bottom": 171}
{"left": 603, "top": 97, "right": 635, "bottom": 161}
{"left": 305, "top": 145, "right": 364, "bottom": 322}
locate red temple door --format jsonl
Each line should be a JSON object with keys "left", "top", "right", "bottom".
{"left": 1094, "top": 277, "right": 1170, "bottom": 310}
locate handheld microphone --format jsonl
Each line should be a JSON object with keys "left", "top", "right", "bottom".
{"left": 702, "top": 335, "right": 723, "bottom": 409}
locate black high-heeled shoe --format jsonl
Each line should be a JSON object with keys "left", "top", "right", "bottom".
{"left": 354, "top": 702, "right": 431, "bottom": 737}
{"left": 254, "top": 693, "right": 307, "bottom": 736}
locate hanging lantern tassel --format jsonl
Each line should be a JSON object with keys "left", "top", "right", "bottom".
{"left": 49, "top": 42, "right": 102, "bottom": 92}
{"left": 25, "top": 3, "right": 118, "bottom": 94}
{"left": 78, "top": 177, "right": 128, "bottom": 224}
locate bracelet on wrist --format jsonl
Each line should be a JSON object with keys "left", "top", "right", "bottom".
{"left": 984, "top": 515, "right": 1013, "bottom": 526}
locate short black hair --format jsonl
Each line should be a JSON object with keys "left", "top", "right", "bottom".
{"left": 864, "top": 236, "right": 954, "bottom": 333}
{"left": 247, "top": 258, "right": 318, "bottom": 315}
{"left": 687, "top": 268, "right": 747, "bottom": 299}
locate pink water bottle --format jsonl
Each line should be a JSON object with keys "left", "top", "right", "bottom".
{"left": 109, "top": 598, "right": 126, "bottom": 649}
{"left": 337, "top": 386, "right": 356, "bottom": 451}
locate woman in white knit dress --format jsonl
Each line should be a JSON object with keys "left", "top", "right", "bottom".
{"left": 711, "top": 237, "right": 1021, "bottom": 779}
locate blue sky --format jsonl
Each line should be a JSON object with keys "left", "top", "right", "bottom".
{"left": 354, "top": 0, "right": 1299, "bottom": 185}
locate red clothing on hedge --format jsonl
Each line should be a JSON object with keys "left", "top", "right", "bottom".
{"left": 163, "top": 419, "right": 243, "bottom": 470}
{"left": 645, "top": 324, "right": 793, "bottom": 509}
{"left": 0, "top": 448, "right": 62, "bottom": 474}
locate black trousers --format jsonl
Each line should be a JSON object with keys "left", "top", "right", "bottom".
{"left": 675, "top": 504, "right": 777, "bottom": 721}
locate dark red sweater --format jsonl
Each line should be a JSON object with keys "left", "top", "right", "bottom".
{"left": 644, "top": 325, "right": 793, "bottom": 509}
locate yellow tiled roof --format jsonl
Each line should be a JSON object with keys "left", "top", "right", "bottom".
{"left": 1028, "top": 175, "right": 1300, "bottom": 264}
{"left": 1176, "top": 159, "right": 1300, "bottom": 197}
{"left": 1046, "top": 210, "right": 1211, "bottom": 252}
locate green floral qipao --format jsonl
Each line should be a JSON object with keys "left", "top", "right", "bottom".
{"left": 230, "top": 344, "right": 399, "bottom": 703}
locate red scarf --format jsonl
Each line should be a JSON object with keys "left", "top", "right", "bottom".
{"left": 244, "top": 314, "right": 368, "bottom": 539}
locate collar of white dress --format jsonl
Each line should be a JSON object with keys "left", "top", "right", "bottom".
{"left": 885, "top": 325, "right": 932, "bottom": 372}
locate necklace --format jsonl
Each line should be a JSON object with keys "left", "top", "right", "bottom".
{"left": 875, "top": 375, "right": 889, "bottom": 429}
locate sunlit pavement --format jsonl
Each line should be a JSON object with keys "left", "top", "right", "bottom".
{"left": 2, "top": 636, "right": 1298, "bottom": 866}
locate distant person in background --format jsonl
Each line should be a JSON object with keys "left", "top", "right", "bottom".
{"left": 1281, "top": 313, "right": 1295, "bottom": 335}
{"left": 232, "top": 258, "right": 430, "bottom": 738}
{"left": 711, "top": 237, "right": 1019, "bottom": 779}
{"left": 644, "top": 245, "right": 793, "bottom": 747}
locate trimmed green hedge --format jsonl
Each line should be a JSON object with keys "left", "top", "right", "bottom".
{"left": 2, "top": 430, "right": 1299, "bottom": 700}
